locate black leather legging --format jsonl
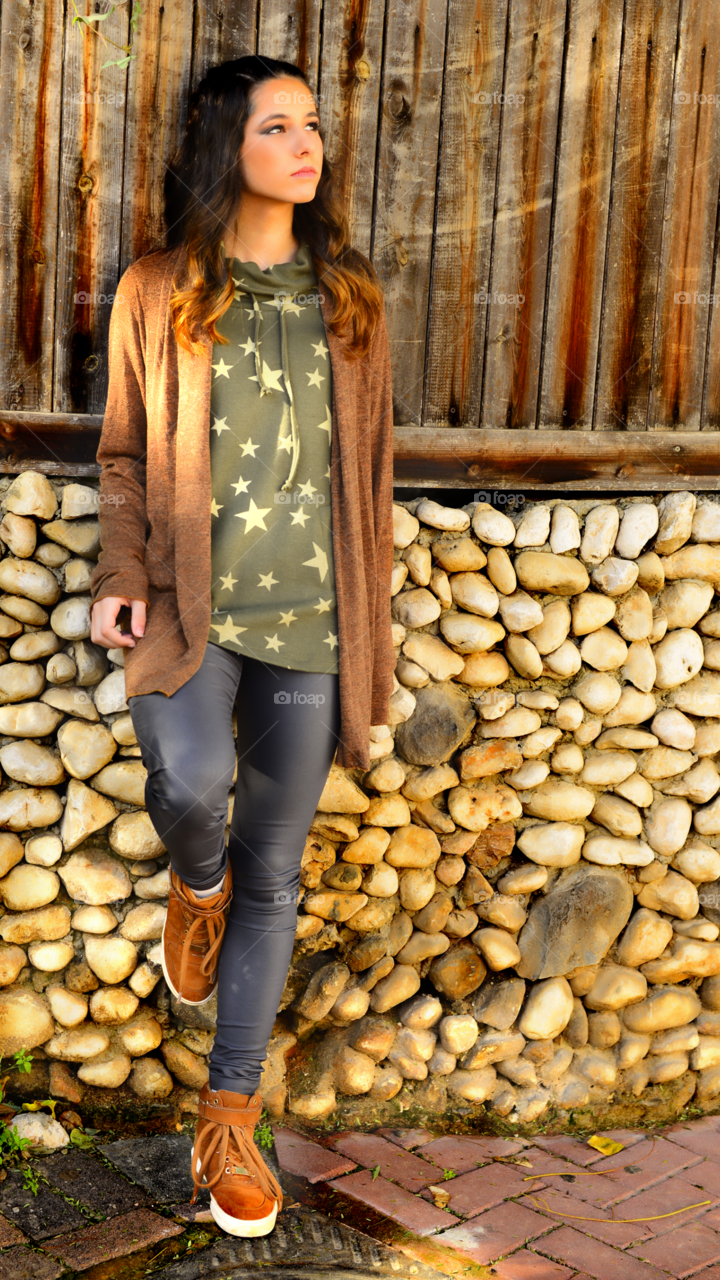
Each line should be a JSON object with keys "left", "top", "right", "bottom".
{"left": 127, "top": 640, "right": 340, "bottom": 1093}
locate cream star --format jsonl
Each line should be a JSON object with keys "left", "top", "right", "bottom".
{"left": 239, "top": 336, "right": 256, "bottom": 357}
{"left": 258, "top": 570, "right": 279, "bottom": 590}
{"left": 312, "top": 338, "right": 329, "bottom": 359}
{"left": 212, "top": 356, "right": 233, "bottom": 379}
{"left": 306, "top": 367, "right": 325, "bottom": 389}
{"left": 316, "top": 408, "right": 332, "bottom": 438}
{"left": 231, "top": 475, "right": 251, "bottom": 495}
{"left": 303, "top": 543, "right": 328, "bottom": 581}
{"left": 324, "top": 465, "right": 331, "bottom": 480}
{"left": 219, "top": 571, "right": 238, "bottom": 591}
{"left": 264, "top": 633, "right": 285, "bottom": 652}
{"left": 210, "top": 497, "right": 223, "bottom": 517}
{"left": 212, "top": 416, "right": 230, "bottom": 436}
{"left": 250, "top": 360, "right": 284, "bottom": 392}
{"left": 210, "top": 615, "right": 247, "bottom": 644}
{"left": 279, "top": 609, "right": 298, "bottom": 627}
{"left": 323, "top": 631, "right": 339, "bottom": 650}
{"left": 314, "top": 597, "right": 333, "bottom": 614}
{"left": 239, "top": 437, "right": 260, "bottom": 457}
{"left": 244, "top": 299, "right": 261, "bottom": 322}
{"left": 278, "top": 433, "right": 293, "bottom": 454}
{"left": 297, "top": 478, "right": 318, "bottom": 499}
{"left": 235, "top": 497, "right": 272, "bottom": 532}
{"left": 290, "top": 506, "right": 311, "bottom": 527}
{"left": 282, "top": 298, "right": 302, "bottom": 318}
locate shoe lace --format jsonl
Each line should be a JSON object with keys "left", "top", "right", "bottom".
{"left": 191, "top": 1116, "right": 283, "bottom": 1209}
{"left": 176, "top": 884, "right": 231, "bottom": 995}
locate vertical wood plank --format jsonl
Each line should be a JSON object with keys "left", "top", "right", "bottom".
{"left": 701, "top": 215, "right": 720, "bottom": 428}
{"left": 649, "top": 0, "right": 720, "bottom": 430}
{"left": 0, "top": 0, "right": 64, "bottom": 411}
{"left": 120, "top": 0, "right": 195, "bottom": 272}
{"left": 191, "top": 0, "right": 257, "bottom": 88}
{"left": 479, "top": 0, "right": 566, "bottom": 429}
{"left": 53, "top": 1, "right": 130, "bottom": 414}
{"left": 538, "top": 0, "right": 624, "bottom": 431}
{"left": 374, "top": 0, "right": 449, "bottom": 426}
{"left": 317, "top": 0, "right": 386, "bottom": 257}
{"left": 257, "top": 0, "right": 323, "bottom": 90}
{"left": 422, "top": 0, "right": 508, "bottom": 429}
{"left": 593, "top": 0, "right": 680, "bottom": 431}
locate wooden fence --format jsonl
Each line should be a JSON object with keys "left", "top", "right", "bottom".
{"left": 1, "top": 0, "right": 720, "bottom": 479}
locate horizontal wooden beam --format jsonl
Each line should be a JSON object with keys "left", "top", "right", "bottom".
{"left": 393, "top": 427, "right": 720, "bottom": 490}
{"left": 0, "top": 412, "right": 719, "bottom": 489}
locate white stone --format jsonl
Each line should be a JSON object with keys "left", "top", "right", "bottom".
{"left": 93, "top": 669, "right": 128, "bottom": 715}
{"left": 550, "top": 506, "right": 581, "bottom": 554}
{"left": 519, "top": 977, "right": 574, "bottom": 1040}
{"left": 513, "top": 505, "right": 550, "bottom": 548}
{"left": 579, "top": 628, "right": 628, "bottom": 671}
{"left": 591, "top": 557, "right": 639, "bottom": 596}
{"left": 498, "top": 591, "right": 544, "bottom": 633}
{"left": 615, "top": 504, "right": 659, "bottom": 559}
{"left": 516, "top": 822, "right": 584, "bottom": 866}
{"left": 652, "top": 709, "right": 696, "bottom": 749}
{"left": 573, "top": 672, "right": 621, "bottom": 715}
{"left": 580, "top": 506, "right": 620, "bottom": 564}
{"left": 655, "top": 492, "right": 696, "bottom": 554}
{"left": 582, "top": 835, "right": 653, "bottom": 867}
{"left": 644, "top": 798, "right": 693, "bottom": 856}
{"left": 471, "top": 503, "right": 516, "bottom": 546}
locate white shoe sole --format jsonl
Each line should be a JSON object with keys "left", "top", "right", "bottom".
{"left": 160, "top": 915, "right": 217, "bottom": 1006}
{"left": 209, "top": 1192, "right": 278, "bottom": 1237}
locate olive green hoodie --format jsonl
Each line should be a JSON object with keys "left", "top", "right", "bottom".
{"left": 207, "top": 242, "right": 339, "bottom": 672}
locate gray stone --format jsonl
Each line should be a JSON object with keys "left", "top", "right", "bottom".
{"left": 42, "top": 1148, "right": 151, "bottom": 1218}
{"left": 99, "top": 1134, "right": 198, "bottom": 1205}
{"left": 516, "top": 864, "right": 634, "bottom": 980}
{"left": 473, "top": 976, "right": 526, "bottom": 1030}
{"left": 0, "top": 1168, "right": 86, "bottom": 1240}
{"left": 393, "top": 683, "right": 476, "bottom": 766}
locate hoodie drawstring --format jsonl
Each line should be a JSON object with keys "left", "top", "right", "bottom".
{"left": 249, "top": 291, "right": 300, "bottom": 494}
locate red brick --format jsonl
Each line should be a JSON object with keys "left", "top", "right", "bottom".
{"left": 325, "top": 1170, "right": 458, "bottom": 1235}
{"left": 440, "top": 1162, "right": 549, "bottom": 1216}
{"left": 418, "top": 1136, "right": 492, "bottom": 1175}
{"left": 692, "top": 1268, "right": 720, "bottom": 1279}
{"left": 0, "top": 1247, "right": 64, "bottom": 1280}
{"left": 530, "top": 1132, "right": 643, "bottom": 1168}
{"left": 535, "top": 1224, "right": 669, "bottom": 1279}
{"left": 617, "top": 1176, "right": 718, "bottom": 1236}
{"left": 273, "top": 1128, "right": 356, "bottom": 1183}
{"left": 375, "top": 1128, "right": 434, "bottom": 1150}
{"left": 516, "top": 1187, "right": 653, "bottom": 1249}
{"left": 45, "top": 1209, "right": 183, "bottom": 1271}
{"left": 663, "top": 1124, "right": 720, "bottom": 1163}
{"left": 490, "top": 1250, "right": 576, "bottom": 1279}
{"left": 628, "top": 1219, "right": 720, "bottom": 1277}
{"left": 0, "top": 1213, "right": 27, "bottom": 1247}
{"left": 436, "top": 1201, "right": 553, "bottom": 1265}
{"left": 680, "top": 1160, "right": 720, "bottom": 1199}
{"left": 329, "top": 1133, "right": 438, "bottom": 1191}
{"left": 581, "top": 1136, "right": 703, "bottom": 1205}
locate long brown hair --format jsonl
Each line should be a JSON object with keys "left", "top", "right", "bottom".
{"left": 164, "top": 55, "right": 384, "bottom": 360}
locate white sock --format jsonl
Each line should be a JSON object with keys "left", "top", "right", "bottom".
{"left": 193, "top": 876, "right": 225, "bottom": 899}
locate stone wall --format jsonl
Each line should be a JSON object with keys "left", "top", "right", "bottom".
{"left": 3, "top": 473, "right": 720, "bottom": 1132}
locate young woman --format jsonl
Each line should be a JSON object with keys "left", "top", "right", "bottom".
{"left": 89, "top": 55, "right": 396, "bottom": 1239}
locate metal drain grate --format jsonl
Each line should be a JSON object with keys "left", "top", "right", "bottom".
{"left": 154, "top": 1204, "right": 446, "bottom": 1279}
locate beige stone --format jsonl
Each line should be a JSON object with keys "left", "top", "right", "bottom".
{"left": 554, "top": 698, "right": 584, "bottom": 731}
{"left": 652, "top": 708, "right": 696, "bottom": 749}
{"left": 580, "top": 505, "right": 620, "bottom": 564}
{"left": 45, "top": 1023, "right": 111, "bottom": 1061}
{"left": 519, "top": 976, "right": 574, "bottom": 1040}
{"left": 0, "top": 740, "right": 65, "bottom": 787}
{"left": 28, "top": 937, "right": 74, "bottom": 970}
{"left": 447, "top": 1065, "right": 497, "bottom": 1102}
{"left": 523, "top": 781, "right": 596, "bottom": 823}
{"left": 644, "top": 798, "right": 693, "bottom": 856}
{"left": 24, "top": 834, "right": 63, "bottom": 867}
{"left": 579, "top": 628, "right": 628, "bottom": 672}
{"left": 84, "top": 935, "right": 138, "bottom": 984}
{"left": 71, "top": 905, "right": 118, "bottom": 935}
{"left": 580, "top": 750, "right": 636, "bottom": 787}
{"left": 616, "top": 503, "right": 659, "bottom": 559}
{"left": 638, "top": 746, "right": 695, "bottom": 780}
{"left": 370, "top": 965, "right": 421, "bottom": 1013}
{"left": 484, "top": 546, "right": 516, "bottom": 595}
{"left": 637, "top": 869, "right": 699, "bottom": 920}
{"left": 526, "top": 599, "right": 571, "bottom": 655}
{"left": 384, "top": 825, "right": 440, "bottom": 867}
{"left": 584, "top": 965, "right": 647, "bottom": 1010}
{"left": 77, "top": 1050, "right": 132, "bottom": 1088}
{"left": 673, "top": 841, "right": 720, "bottom": 882}
{"left": 447, "top": 780, "right": 522, "bottom": 831}
{"left": 5, "top": 472, "right": 57, "bottom": 520}
{"left": 620, "top": 641, "right": 655, "bottom": 693}
{"left": 504, "top": 634, "right": 543, "bottom": 679}
{"left": 438, "top": 614, "right": 504, "bottom": 655}
{"left": 45, "top": 985, "right": 88, "bottom": 1028}
{"left": 0, "top": 662, "right": 46, "bottom": 705}
{"left": 515, "top": 552, "right": 589, "bottom": 596}
{"left": 128, "top": 1056, "right": 174, "bottom": 1099}
{"left": 59, "top": 849, "right": 132, "bottom": 906}
{"left": 60, "top": 778, "right": 119, "bottom": 852}
{"left": 120, "top": 903, "right": 166, "bottom": 942}
{"left": 0, "top": 557, "right": 60, "bottom": 606}
{"left": 473, "top": 927, "right": 521, "bottom": 971}
{"left": 475, "top": 894, "right": 527, "bottom": 931}
{"left": 573, "top": 672, "right": 621, "bottom": 715}
{"left": 571, "top": 594, "right": 616, "bottom": 637}
{"left": 41, "top": 686, "right": 99, "bottom": 722}
{"left": 603, "top": 687, "right": 657, "bottom": 726}
{"left": 88, "top": 985, "right": 139, "bottom": 1025}
{"left": 401, "top": 635, "right": 464, "bottom": 682}
{"left": 582, "top": 834, "right": 653, "bottom": 867}
{"left": 471, "top": 503, "right": 516, "bottom": 546}
{"left": 0, "top": 594, "right": 48, "bottom": 625}
{"left": 661, "top": 579, "right": 714, "bottom": 629}
{"left": 362, "top": 795, "right": 411, "bottom": 827}
{"left": 56, "top": 719, "right": 116, "bottom": 780}
{"left": 591, "top": 794, "right": 643, "bottom": 838}
{"left": 0, "top": 865, "right": 59, "bottom": 912}
{"left": 431, "top": 534, "right": 486, "bottom": 573}
{"left": 0, "top": 943, "right": 27, "bottom": 987}
{"left": 0, "top": 703, "right": 62, "bottom": 739}
{"left": 41, "top": 516, "right": 100, "bottom": 559}
{"left": 0, "top": 988, "right": 54, "bottom": 1054}
{"left": 449, "top": 573, "right": 499, "bottom": 618}
{"left": 550, "top": 506, "right": 581, "bottom": 553}
{"left": 655, "top": 492, "right": 695, "bottom": 554}
{"left": 90, "top": 760, "right": 147, "bottom": 807}
{"left": 551, "top": 742, "right": 584, "bottom": 774}
{"left": 591, "top": 557, "right": 639, "bottom": 596}
{"left": 461, "top": 651, "right": 511, "bottom": 687}
{"left": 115, "top": 1012, "right": 163, "bottom": 1057}
{"left": 653, "top": 629, "right": 704, "bottom": 689}
{"left": 397, "top": 868, "right": 437, "bottom": 911}
{"left": 514, "top": 505, "right": 551, "bottom": 549}
{"left": 0, "top": 903, "right": 70, "bottom": 945}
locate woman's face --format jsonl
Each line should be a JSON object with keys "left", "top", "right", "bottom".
{"left": 239, "top": 75, "right": 323, "bottom": 205}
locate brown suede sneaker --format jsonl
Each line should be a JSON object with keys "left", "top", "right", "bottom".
{"left": 191, "top": 1084, "right": 282, "bottom": 1236}
{"left": 161, "top": 866, "right": 232, "bottom": 1005}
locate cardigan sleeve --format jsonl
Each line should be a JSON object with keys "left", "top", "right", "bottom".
{"left": 368, "top": 298, "right": 397, "bottom": 725}
{"left": 90, "top": 265, "right": 151, "bottom": 606}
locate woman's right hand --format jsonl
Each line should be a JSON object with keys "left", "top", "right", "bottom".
{"left": 90, "top": 597, "right": 147, "bottom": 649}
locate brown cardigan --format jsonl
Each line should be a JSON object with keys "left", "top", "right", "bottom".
{"left": 90, "top": 245, "right": 397, "bottom": 770}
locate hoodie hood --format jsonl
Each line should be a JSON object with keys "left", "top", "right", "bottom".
{"left": 224, "top": 241, "right": 319, "bottom": 493}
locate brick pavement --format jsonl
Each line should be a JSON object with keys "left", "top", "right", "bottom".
{"left": 6, "top": 1114, "right": 720, "bottom": 1276}
{"left": 275, "top": 1113, "right": 720, "bottom": 1277}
